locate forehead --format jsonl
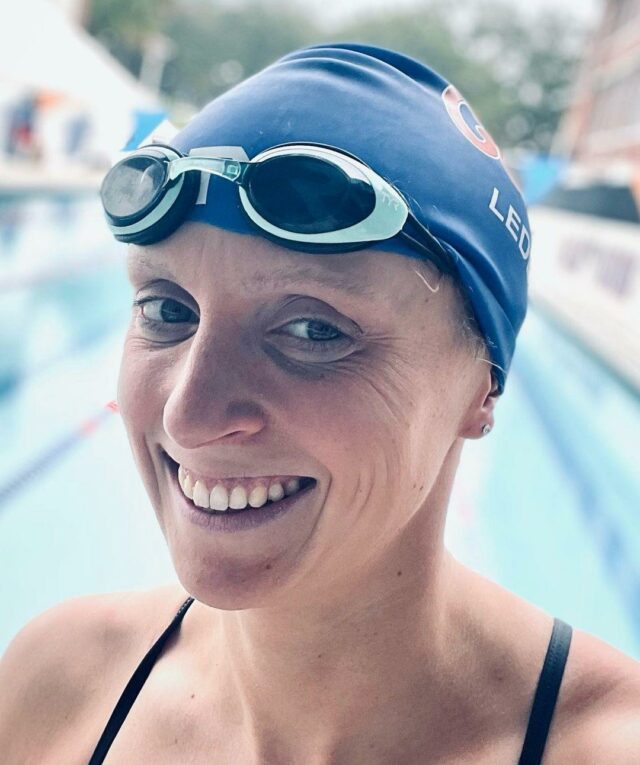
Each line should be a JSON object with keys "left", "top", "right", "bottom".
{"left": 125, "top": 225, "right": 426, "bottom": 304}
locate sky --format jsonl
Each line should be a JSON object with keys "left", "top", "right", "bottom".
{"left": 310, "top": 0, "right": 602, "bottom": 28}
{"left": 302, "top": 0, "right": 602, "bottom": 28}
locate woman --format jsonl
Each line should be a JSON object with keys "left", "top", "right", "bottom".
{"left": 1, "top": 43, "right": 638, "bottom": 764}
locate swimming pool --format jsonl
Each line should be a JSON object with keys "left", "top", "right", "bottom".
{"left": 1, "top": 194, "right": 638, "bottom": 657}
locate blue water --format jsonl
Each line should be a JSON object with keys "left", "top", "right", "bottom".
{"left": 1, "top": 194, "right": 639, "bottom": 658}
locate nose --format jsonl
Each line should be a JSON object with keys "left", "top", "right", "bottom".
{"left": 162, "top": 328, "right": 268, "bottom": 449}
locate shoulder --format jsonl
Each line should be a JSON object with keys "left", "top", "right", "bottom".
{"left": 580, "top": 642, "right": 640, "bottom": 764}
{"left": 545, "top": 627, "right": 640, "bottom": 764}
{"left": 0, "top": 583, "right": 189, "bottom": 762}
{"left": 558, "top": 679, "right": 640, "bottom": 764}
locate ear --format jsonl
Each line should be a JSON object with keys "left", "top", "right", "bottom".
{"left": 458, "top": 369, "right": 499, "bottom": 439}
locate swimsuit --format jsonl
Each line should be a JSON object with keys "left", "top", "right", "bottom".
{"left": 87, "top": 597, "right": 572, "bottom": 765}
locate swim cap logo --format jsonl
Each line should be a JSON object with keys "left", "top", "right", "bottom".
{"left": 442, "top": 85, "right": 501, "bottom": 160}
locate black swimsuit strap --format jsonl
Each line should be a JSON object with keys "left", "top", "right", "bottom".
{"left": 517, "top": 617, "right": 573, "bottom": 765}
{"left": 87, "top": 600, "right": 570, "bottom": 765}
{"left": 87, "top": 596, "right": 195, "bottom": 765}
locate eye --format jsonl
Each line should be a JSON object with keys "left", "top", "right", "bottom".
{"left": 132, "top": 296, "right": 198, "bottom": 333}
{"left": 280, "top": 318, "right": 344, "bottom": 342}
{"left": 270, "top": 317, "right": 353, "bottom": 357}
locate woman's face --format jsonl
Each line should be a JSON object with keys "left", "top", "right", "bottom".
{"left": 118, "top": 222, "right": 489, "bottom": 608}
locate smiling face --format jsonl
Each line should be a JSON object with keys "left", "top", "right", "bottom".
{"left": 117, "top": 222, "right": 493, "bottom": 609}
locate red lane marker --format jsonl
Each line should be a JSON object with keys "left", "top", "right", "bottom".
{"left": 0, "top": 399, "right": 122, "bottom": 509}
{"left": 79, "top": 400, "right": 119, "bottom": 435}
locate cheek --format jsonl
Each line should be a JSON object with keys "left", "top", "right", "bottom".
{"left": 116, "top": 335, "right": 175, "bottom": 488}
{"left": 326, "top": 357, "right": 455, "bottom": 510}
{"left": 117, "top": 336, "right": 152, "bottom": 431}
{"left": 279, "top": 358, "right": 435, "bottom": 509}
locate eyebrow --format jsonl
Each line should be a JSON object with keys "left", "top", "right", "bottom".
{"left": 127, "top": 253, "right": 176, "bottom": 282}
{"left": 250, "top": 264, "right": 378, "bottom": 299}
{"left": 127, "top": 253, "right": 378, "bottom": 300}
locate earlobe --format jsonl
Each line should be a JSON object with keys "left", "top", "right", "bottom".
{"left": 478, "top": 389, "right": 497, "bottom": 437}
{"left": 459, "top": 372, "right": 498, "bottom": 439}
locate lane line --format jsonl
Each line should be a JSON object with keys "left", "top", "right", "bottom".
{"left": 0, "top": 400, "right": 119, "bottom": 510}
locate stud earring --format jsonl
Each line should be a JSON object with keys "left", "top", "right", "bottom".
{"left": 481, "top": 424, "right": 492, "bottom": 435}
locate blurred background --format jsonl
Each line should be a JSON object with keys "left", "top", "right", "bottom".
{"left": 1, "top": 0, "right": 638, "bottom": 657}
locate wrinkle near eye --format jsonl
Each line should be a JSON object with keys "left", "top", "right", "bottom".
{"left": 339, "top": 355, "right": 417, "bottom": 428}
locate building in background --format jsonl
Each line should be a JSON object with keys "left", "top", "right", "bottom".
{"left": 528, "top": 0, "right": 640, "bottom": 394}
{"left": 0, "top": 0, "right": 163, "bottom": 191}
{"left": 553, "top": 0, "right": 640, "bottom": 169}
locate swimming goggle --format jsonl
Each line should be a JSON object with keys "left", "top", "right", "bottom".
{"left": 100, "top": 142, "right": 456, "bottom": 275}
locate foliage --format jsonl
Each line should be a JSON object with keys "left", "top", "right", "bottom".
{"left": 334, "top": 4, "right": 508, "bottom": 147}
{"left": 86, "top": 0, "right": 175, "bottom": 77}
{"left": 162, "top": 2, "right": 317, "bottom": 105}
{"left": 85, "top": 0, "right": 590, "bottom": 152}
{"left": 335, "top": 0, "right": 586, "bottom": 152}
{"left": 459, "top": 1, "right": 586, "bottom": 151}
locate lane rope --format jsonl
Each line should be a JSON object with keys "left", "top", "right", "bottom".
{"left": 0, "top": 400, "right": 119, "bottom": 509}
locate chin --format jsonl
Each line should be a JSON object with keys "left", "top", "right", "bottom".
{"left": 170, "top": 553, "right": 298, "bottom": 611}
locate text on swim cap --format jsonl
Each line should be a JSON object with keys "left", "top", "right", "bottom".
{"left": 489, "top": 187, "right": 531, "bottom": 260}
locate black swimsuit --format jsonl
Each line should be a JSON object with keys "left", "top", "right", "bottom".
{"left": 87, "top": 598, "right": 572, "bottom": 765}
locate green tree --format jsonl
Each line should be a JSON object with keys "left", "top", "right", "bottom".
{"left": 335, "top": 0, "right": 588, "bottom": 152}
{"left": 162, "top": 1, "right": 318, "bottom": 106}
{"left": 460, "top": 1, "right": 587, "bottom": 151}
{"left": 86, "top": 0, "right": 175, "bottom": 77}
{"left": 84, "top": 0, "right": 589, "bottom": 152}
{"left": 333, "top": 3, "right": 506, "bottom": 143}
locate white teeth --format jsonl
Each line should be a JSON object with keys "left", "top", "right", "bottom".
{"left": 229, "top": 485, "right": 248, "bottom": 510}
{"left": 209, "top": 484, "right": 229, "bottom": 512}
{"left": 268, "top": 482, "right": 285, "bottom": 502}
{"left": 183, "top": 473, "right": 194, "bottom": 500}
{"left": 248, "top": 485, "right": 268, "bottom": 508}
{"left": 284, "top": 478, "right": 300, "bottom": 496}
{"left": 193, "top": 480, "right": 211, "bottom": 508}
{"left": 176, "top": 462, "right": 308, "bottom": 512}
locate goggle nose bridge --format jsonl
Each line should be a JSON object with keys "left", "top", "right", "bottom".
{"left": 166, "top": 156, "right": 246, "bottom": 184}
{"left": 162, "top": 145, "right": 364, "bottom": 194}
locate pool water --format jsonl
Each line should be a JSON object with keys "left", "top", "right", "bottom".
{"left": 1, "top": 194, "right": 638, "bottom": 658}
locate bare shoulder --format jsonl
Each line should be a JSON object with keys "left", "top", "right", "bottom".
{"left": 0, "top": 583, "right": 189, "bottom": 763}
{"left": 574, "top": 630, "right": 640, "bottom": 762}
{"left": 548, "top": 683, "right": 640, "bottom": 764}
{"left": 543, "top": 626, "right": 640, "bottom": 764}
{"left": 569, "top": 625, "right": 640, "bottom": 711}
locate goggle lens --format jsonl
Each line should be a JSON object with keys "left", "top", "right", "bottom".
{"left": 246, "top": 154, "right": 376, "bottom": 234}
{"left": 101, "top": 155, "right": 167, "bottom": 220}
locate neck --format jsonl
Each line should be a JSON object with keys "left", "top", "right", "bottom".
{"left": 189, "top": 442, "right": 499, "bottom": 762}
{"left": 199, "top": 540, "right": 490, "bottom": 762}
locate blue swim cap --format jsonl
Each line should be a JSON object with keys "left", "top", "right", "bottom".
{"left": 165, "top": 42, "right": 531, "bottom": 395}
